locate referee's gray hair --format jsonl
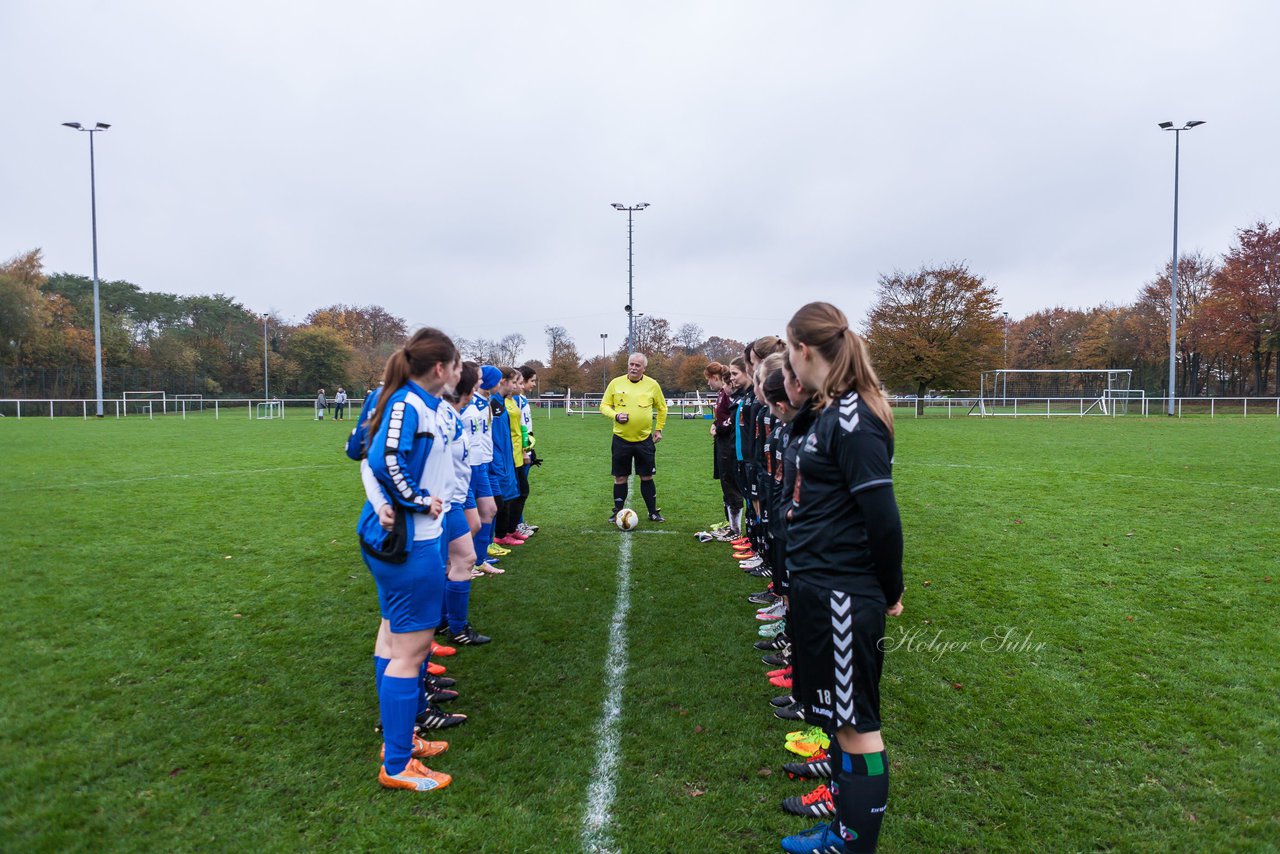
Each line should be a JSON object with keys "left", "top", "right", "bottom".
{"left": 628, "top": 352, "right": 648, "bottom": 367}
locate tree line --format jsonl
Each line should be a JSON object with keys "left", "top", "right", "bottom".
{"left": 2, "top": 220, "right": 1276, "bottom": 399}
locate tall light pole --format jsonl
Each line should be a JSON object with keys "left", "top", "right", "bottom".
{"left": 1158, "top": 120, "right": 1205, "bottom": 415}
{"left": 600, "top": 332, "right": 608, "bottom": 391}
{"left": 1002, "top": 311, "right": 1009, "bottom": 368}
{"left": 63, "top": 122, "right": 111, "bottom": 417}
{"left": 611, "top": 202, "right": 649, "bottom": 352}
{"left": 262, "top": 314, "right": 271, "bottom": 400}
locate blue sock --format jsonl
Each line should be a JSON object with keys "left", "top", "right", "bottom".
{"left": 474, "top": 522, "right": 493, "bottom": 564}
{"left": 379, "top": 674, "right": 420, "bottom": 775}
{"left": 446, "top": 579, "right": 471, "bottom": 635}
{"left": 416, "top": 660, "right": 429, "bottom": 716}
{"left": 374, "top": 655, "right": 390, "bottom": 694}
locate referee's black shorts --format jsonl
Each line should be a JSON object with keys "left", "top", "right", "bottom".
{"left": 789, "top": 571, "right": 886, "bottom": 735}
{"left": 611, "top": 434, "right": 656, "bottom": 478}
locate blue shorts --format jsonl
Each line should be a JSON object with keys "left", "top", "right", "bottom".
{"left": 362, "top": 536, "right": 446, "bottom": 633}
{"left": 463, "top": 487, "right": 476, "bottom": 511}
{"left": 470, "top": 463, "right": 494, "bottom": 499}
{"left": 446, "top": 503, "right": 470, "bottom": 542}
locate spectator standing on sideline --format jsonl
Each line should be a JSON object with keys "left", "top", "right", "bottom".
{"left": 334, "top": 388, "right": 349, "bottom": 421}
{"left": 316, "top": 388, "right": 328, "bottom": 420}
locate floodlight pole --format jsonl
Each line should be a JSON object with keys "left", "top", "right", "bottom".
{"left": 63, "top": 122, "right": 110, "bottom": 417}
{"left": 263, "top": 314, "right": 270, "bottom": 400}
{"left": 1159, "top": 120, "right": 1205, "bottom": 416}
{"left": 600, "top": 333, "right": 608, "bottom": 390}
{"left": 611, "top": 202, "right": 649, "bottom": 352}
{"left": 1002, "top": 312, "right": 1009, "bottom": 405}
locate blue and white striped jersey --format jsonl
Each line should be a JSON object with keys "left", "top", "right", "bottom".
{"left": 364, "top": 381, "right": 453, "bottom": 542}
{"left": 438, "top": 402, "right": 470, "bottom": 507}
{"left": 463, "top": 392, "right": 494, "bottom": 465}
{"left": 518, "top": 394, "right": 533, "bottom": 440}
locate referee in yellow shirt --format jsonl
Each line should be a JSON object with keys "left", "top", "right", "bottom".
{"left": 600, "top": 352, "right": 669, "bottom": 522}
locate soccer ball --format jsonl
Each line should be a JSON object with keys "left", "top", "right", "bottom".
{"left": 615, "top": 508, "right": 639, "bottom": 531}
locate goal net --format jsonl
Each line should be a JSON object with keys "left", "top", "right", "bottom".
{"left": 123, "top": 390, "right": 166, "bottom": 417}
{"left": 973, "top": 370, "right": 1139, "bottom": 416}
{"left": 174, "top": 393, "right": 204, "bottom": 412}
{"left": 256, "top": 400, "right": 284, "bottom": 420}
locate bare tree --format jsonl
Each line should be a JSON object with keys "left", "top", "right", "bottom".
{"left": 498, "top": 333, "right": 526, "bottom": 366}
{"left": 674, "top": 322, "right": 704, "bottom": 354}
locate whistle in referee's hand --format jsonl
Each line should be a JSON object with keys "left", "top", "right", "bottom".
{"left": 616, "top": 413, "right": 629, "bottom": 423}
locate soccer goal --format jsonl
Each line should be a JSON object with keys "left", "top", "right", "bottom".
{"left": 174, "top": 393, "right": 204, "bottom": 413}
{"left": 678, "top": 392, "right": 710, "bottom": 419}
{"left": 256, "top": 399, "right": 284, "bottom": 420}
{"left": 973, "top": 369, "right": 1137, "bottom": 416}
{"left": 123, "top": 390, "right": 166, "bottom": 417}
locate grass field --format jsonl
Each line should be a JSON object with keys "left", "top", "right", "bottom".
{"left": 1, "top": 410, "right": 1277, "bottom": 853}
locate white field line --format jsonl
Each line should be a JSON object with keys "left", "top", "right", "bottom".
{"left": 895, "top": 460, "right": 1280, "bottom": 495}
{"left": 580, "top": 482, "right": 634, "bottom": 854}
{"left": 580, "top": 529, "right": 682, "bottom": 535}
{"left": 0, "top": 463, "right": 345, "bottom": 494}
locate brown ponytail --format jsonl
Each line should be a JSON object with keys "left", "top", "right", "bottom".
{"left": 752, "top": 335, "right": 786, "bottom": 358}
{"left": 364, "top": 327, "right": 458, "bottom": 439}
{"left": 786, "top": 302, "right": 893, "bottom": 434}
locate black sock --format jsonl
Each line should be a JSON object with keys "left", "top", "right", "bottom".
{"left": 493, "top": 497, "right": 509, "bottom": 539}
{"left": 640, "top": 479, "right": 657, "bottom": 513}
{"left": 613, "top": 482, "right": 627, "bottom": 511}
{"left": 833, "top": 749, "right": 889, "bottom": 853}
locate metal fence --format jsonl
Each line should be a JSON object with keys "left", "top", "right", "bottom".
{"left": 0, "top": 397, "right": 368, "bottom": 420}
{"left": 3, "top": 395, "right": 1278, "bottom": 421}
{"left": 889, "top": 396, "right": 1280, "bottom": 418}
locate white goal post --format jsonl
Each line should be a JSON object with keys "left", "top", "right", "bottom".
{"left": 122, "top": 390, "right": 166, "bottom": 417}
{"left": 256, "top": 399, "right": 284, "bottom": 420}
{"left": 173, "top": 393, "right": 204, "bottom": 412}
{"left": 973, "top": 369, "right": 1138, "bottom": 416}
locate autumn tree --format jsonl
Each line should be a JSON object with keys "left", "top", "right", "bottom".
{"left": 0, "top": 250, "right": 50, "bottom": 367}
{"left": 542, "top": 325, "right": 584, "bottom": 392}
{"left": 864, "top": 263, "right": 1003, "bottom": 412}
{"left": 702, "top": 336, "right": 746, "bottom": 363}
{"left": 286, "top": 326, "right": 353, "bottom": 392}
{"left": 1212, "top": 222, "right": 1280, "bottom": 394}
{"left": 306, "top": 304, "right": 408, "bottom": 384}
{"left": 676, "top": 352, "right": 711, "bottom": 390}
{"left": 1132, "top": 252, "right": 1219, "bottom": 394}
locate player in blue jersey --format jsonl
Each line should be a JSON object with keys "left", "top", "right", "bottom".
{"left": 465, "top": 366, "right": 504, "bottom": 573}
{"left": 357, "top": 328, "right": 468, "bottom": 793}
{"left": 780, "top": 303, "right": 904, "bottom": 853}
{"left": 488, "top": 368, "right": 523, "bottom": 546}
{"left": 441, "top": 362, "right": 492, "bottom": 646}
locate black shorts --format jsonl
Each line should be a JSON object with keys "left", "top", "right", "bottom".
{"left": 611, "top": 435, "right": 656, "bottom": 478}
{"left": 789, "top": 572, "right": 885, "bottom": 735}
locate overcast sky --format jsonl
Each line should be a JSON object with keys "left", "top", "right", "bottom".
{"left": 3, "top": 1, "right": 1277, "bottom": 362}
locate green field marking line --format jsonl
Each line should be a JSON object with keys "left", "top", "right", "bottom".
{"left": 0, "top": 462, "right": 347, "bottom": 493}
{"left": 580, "top": 480, "right": 635, "bottom": 854}
{"left": 897, "top": 460, "right": 1280, "bottom": 494}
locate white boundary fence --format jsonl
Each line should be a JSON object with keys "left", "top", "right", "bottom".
{"left": 2, "top": 395, "right": 1277, "bottom": 421}
{"left": 889, "top": 396, "right": 1280, "bottom": 418}
{"left": 0, "top": 397, "right": 369, "bottom": 420}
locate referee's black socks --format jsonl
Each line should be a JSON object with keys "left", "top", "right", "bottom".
{"left": 613, "top": 482, "right": 628, "bottom": 512}
{"left": 832, "top": 748, "right": 889, "bottom": 852}
{"left": 639, "top": 479, "right": 658, "bottom": 514}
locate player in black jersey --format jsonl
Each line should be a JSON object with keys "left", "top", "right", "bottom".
{"left": 782, "top": 302, "right": 903, "bottom": 854}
